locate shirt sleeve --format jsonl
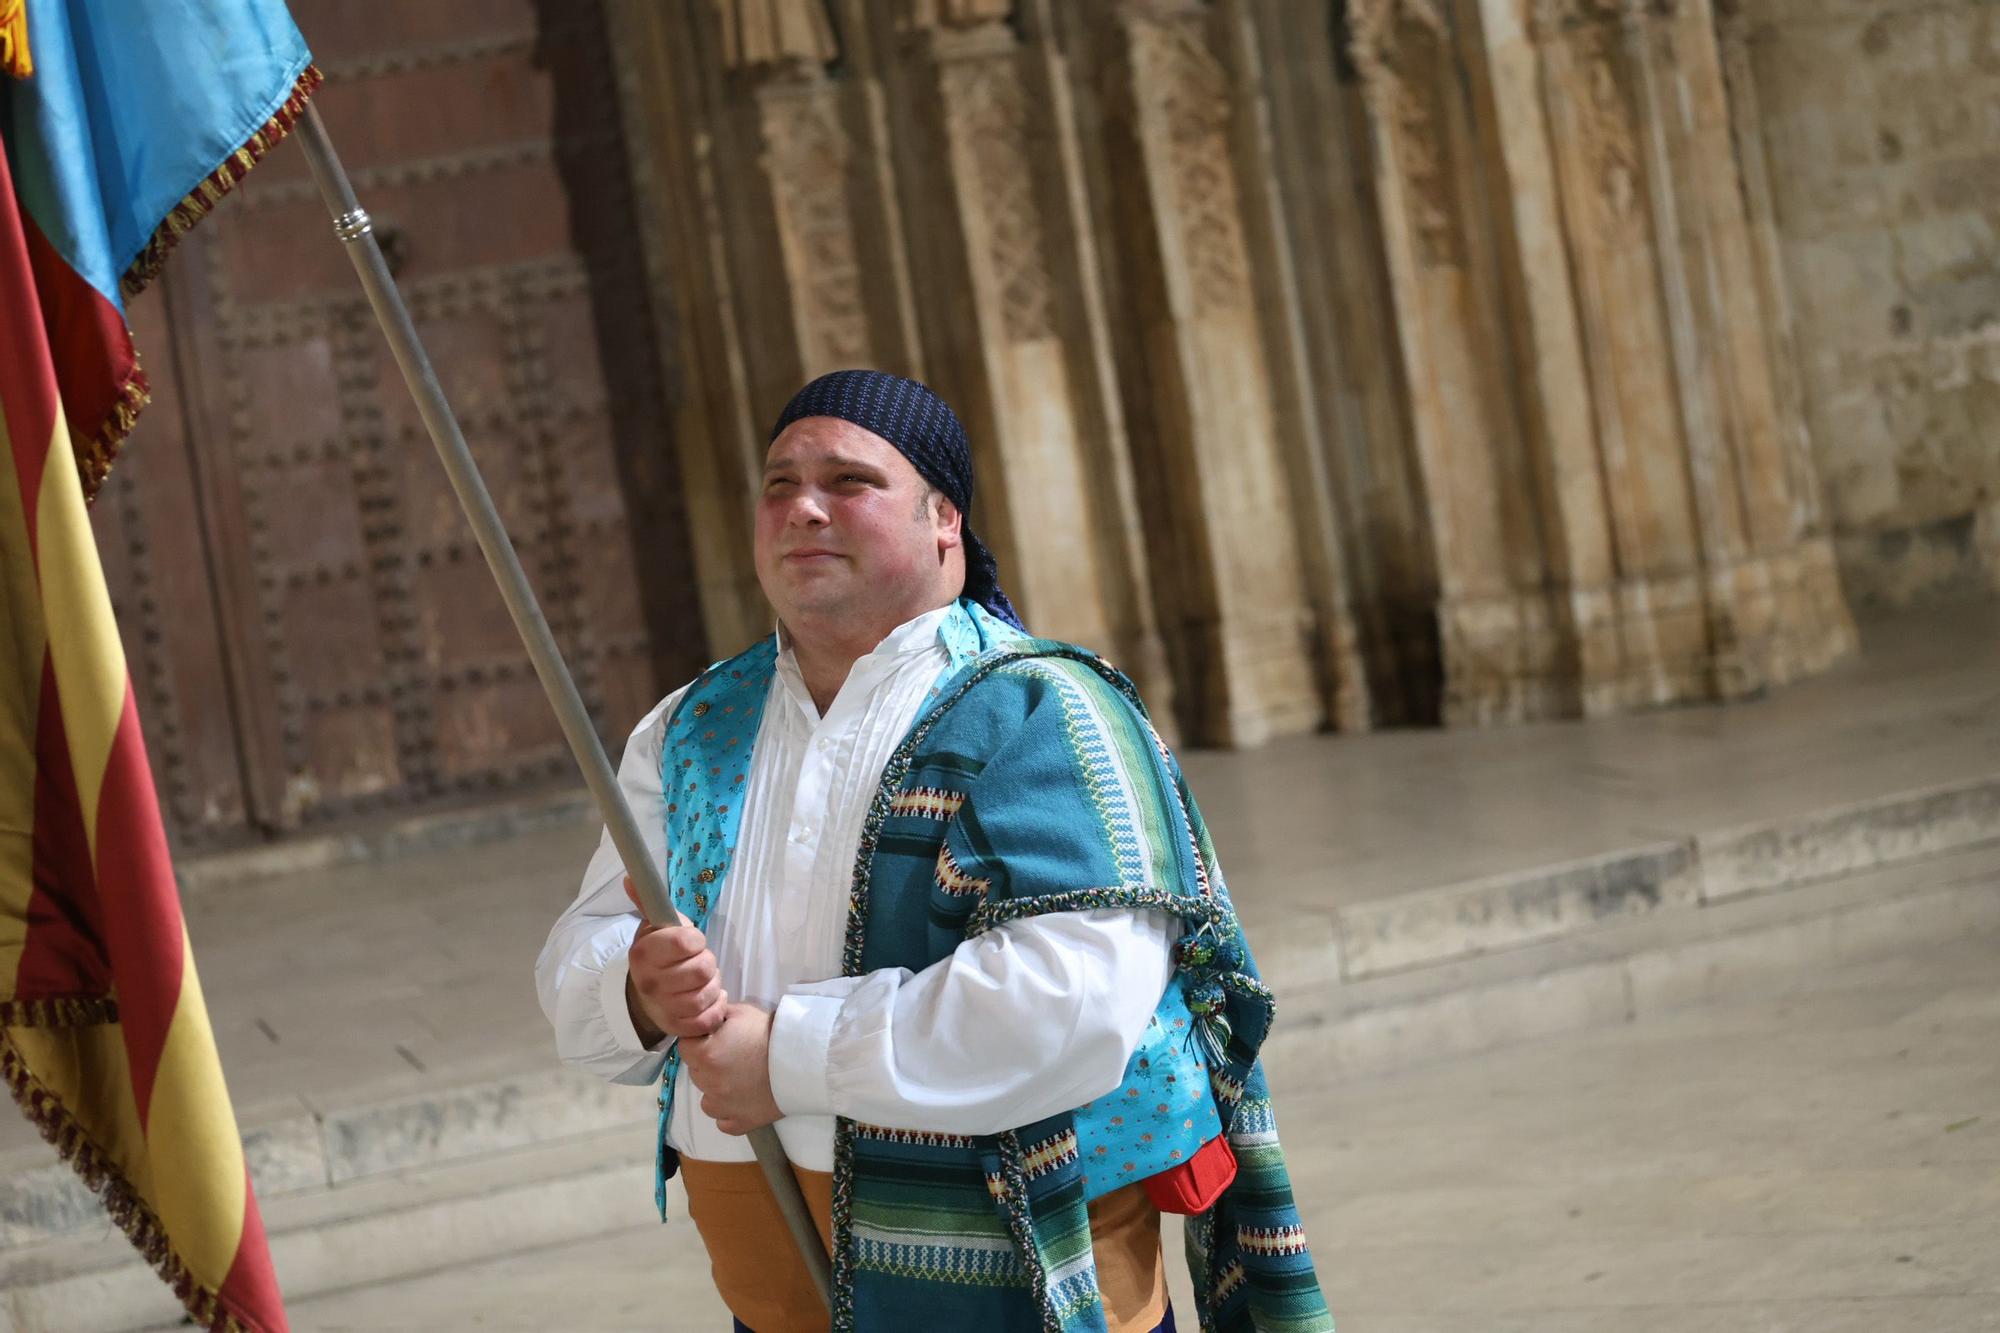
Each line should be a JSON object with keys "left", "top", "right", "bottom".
{"left": 766, "top": 907, "right": 1177, "bottom": 1133}
{"left": 534, "top": 685, "right": 686, "bottom": 1086}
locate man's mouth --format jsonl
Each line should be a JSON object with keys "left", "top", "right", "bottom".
{"left": 784, "top": 548, "right": 842, "bottom": 562}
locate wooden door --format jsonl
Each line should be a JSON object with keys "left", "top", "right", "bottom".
{"left": 95, "top": 0, "right": 705, "bottom": 846}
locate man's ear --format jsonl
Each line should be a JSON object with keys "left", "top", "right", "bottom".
{"left": 934, "top": 494, "right": 964, "bottom": 552}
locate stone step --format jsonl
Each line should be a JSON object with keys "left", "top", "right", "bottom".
{"left": 4, "top": 841, "right": 1995, "bottom": 1330}
{"left": 1318, "top": 773, "right": 2000, "bottom": 981}
{"left": 1264, "top": 837, "right": 2000, "bottom": 1078}
{"left": 175, "top": 788, "right": 593, "bottom": 895}
{"left": 0, "top": 1124, "right": 665, "bottom": 1333}
{"left": 0, "top": 1064, "right": 657, "bottom": 1257}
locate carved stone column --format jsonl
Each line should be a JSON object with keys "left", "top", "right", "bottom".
{"left": 1348, "top": 0, "right": 1576, "bottom": 723}
{"left": 1062, "top": 0, "right": 1336, "bottom": 746}
{"left": 1527, "top": 0, "right": 1853, "bottom": 704}
{"left": 1710, "top": 0, "right": 1822, "bottom": 545}
{"left": 861, "top": 0, "right": 1174, "bottom": 714}
{"left": 1345, "top": 0, "right": 1852, "bottom": 722}
{"left": 1249, "top": 0, "right": 1445, "bottom": 727}
{"left": 721, "top": 17, "right": 924, "bottom": 391}
{"left": 606, "top": 0, "right": 925, "bottom": 650}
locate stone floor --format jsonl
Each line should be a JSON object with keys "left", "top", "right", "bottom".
{"left": 277, "top": 925, "right": 2000, "bottom": 1331}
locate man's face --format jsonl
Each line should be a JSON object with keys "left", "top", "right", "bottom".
{"left": 754, "top": 417, "right": 961, "bottom": 629}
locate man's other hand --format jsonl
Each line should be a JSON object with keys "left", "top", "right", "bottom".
{"left": 623, "top": 874, "right": 727, "bottom": 1044}
{"left": 680, "top": 1002, "right": 782, "bottom": 1136}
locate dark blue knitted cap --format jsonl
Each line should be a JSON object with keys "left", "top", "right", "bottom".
{"left": 769, "top": 369, "right": 1023, "bottom": 630}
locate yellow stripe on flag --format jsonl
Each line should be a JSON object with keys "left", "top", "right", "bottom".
{"left": 32, "top": 409, "right": 128, "bottom": 869}
{"left": 146, "top": 928, "right": 249, "bottom": 1288}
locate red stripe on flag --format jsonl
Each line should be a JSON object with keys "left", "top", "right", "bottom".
{"left": 20, "top": 208, "right": 142, "bottom": 487}
{"left": 217, "top": 1162, "right": 286, "bottom": 1333}
{"left": 17, "top": 655, "right": 111, "bottom": 1004}
{"left": 89, "top": 688, "right": 187, "bottom": 1126}
{"left": 0, "top": 182, "right": 59, "bottom": 549}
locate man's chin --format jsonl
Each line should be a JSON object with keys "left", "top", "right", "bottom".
{"left": 773, "top": 579, "right": 859, "bottom": 621}
{"left": 780, "top": 563, "right": 850, "bottom": 590}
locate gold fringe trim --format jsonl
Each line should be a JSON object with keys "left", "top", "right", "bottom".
{"left": 0, "top": 1030, "right": 257, "bottom": 1333}
{"left": 0, "top": 995, "right": 119, "bottom": 1027}
{"left": 75, "top": 356, "right": 150, "bottom": 503}
{"left": 0, "top": 0, "right": 29, "bottom": 80}
{"left": 118, "top": 63, "right": 323, "bottom": 304}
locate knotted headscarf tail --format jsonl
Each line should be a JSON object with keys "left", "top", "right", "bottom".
{"left": 769, "top": 368, "right": 1024, "bottom": 630}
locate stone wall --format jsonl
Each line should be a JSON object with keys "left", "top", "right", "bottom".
{"left": 604, "top": 0, "right": 1880, "bottom": 745}
{"left": 1719, "top": 0, "right": 2000, "bottom": 611}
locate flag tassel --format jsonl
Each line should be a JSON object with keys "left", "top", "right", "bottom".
{"left": 119, "top": 64, "right": 322, "bottom": 303}
{"left": 68, "top": 62, "right": 319, "bottom": 501}
{"left": 0, "top": 1034, "right": 258, "bottom": 1333}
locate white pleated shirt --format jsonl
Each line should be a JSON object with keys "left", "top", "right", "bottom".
{"left": 535, "top": 606, "right": 1176, "bottom": 1172}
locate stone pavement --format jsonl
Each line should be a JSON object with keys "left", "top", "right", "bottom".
{"left": 279, "top": 923, "right": 2000, "bottom": 1332}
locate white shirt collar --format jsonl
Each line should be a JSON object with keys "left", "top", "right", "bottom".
{"left": 773, "top": 603, "right": 955, "bottom": 722}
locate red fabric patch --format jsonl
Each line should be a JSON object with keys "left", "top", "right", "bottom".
{"left": 1143, "top": 1133, "right": 1237, "bottom": 1216}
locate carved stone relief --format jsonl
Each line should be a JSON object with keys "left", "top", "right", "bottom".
{"left": 760, "top": 93, "right": 873, "bottom": 368}
{"left": 942, "top": 61, "right": 1057, "bottom": 342}
{"left": 1388, "top": 64, "right": 1465, "bottom": 267}
{"left": 1345, "top": 0, "right": 1447, "bottom": 84}
{"left": 1133, "top": 18, "right": 1254, "bottom": 315}
{"left": 1346, "top": 1, "right": 1464, "bottom": 269}
{"left": 1572, "top": 24, "right": 1647, "bottom": 247}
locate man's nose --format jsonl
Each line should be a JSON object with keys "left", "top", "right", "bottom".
{"left": 786, "top": 489, "right": 829, "bottom": 526}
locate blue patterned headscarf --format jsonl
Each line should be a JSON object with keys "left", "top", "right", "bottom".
{"left": 769, "top": 369, "right": 1024, "bottom": 630}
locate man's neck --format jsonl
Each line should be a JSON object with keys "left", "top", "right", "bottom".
{"left": 782, "top": 601, "right": 950, "bottom": 716}
{"left": 788, "top": 634, "right": 864, "bottom": 717}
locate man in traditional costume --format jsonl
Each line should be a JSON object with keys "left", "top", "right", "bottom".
{"left": 537, "top": 370, "right": 1332, "bottom": 1332}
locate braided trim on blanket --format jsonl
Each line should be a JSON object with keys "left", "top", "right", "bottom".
{"left": 967, "top": 886, "right": 1233, "bottom": 937}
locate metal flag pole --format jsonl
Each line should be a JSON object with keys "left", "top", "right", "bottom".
{"left": 291, "top": 103, "right": 833, "bottom": 1307}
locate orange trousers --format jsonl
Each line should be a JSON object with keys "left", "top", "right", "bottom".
{"left": 679, "top": 1157, "right": 1168, "bottom": 1333}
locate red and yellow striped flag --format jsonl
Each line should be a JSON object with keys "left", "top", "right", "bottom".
{"left": 0, "top": 140, "right": 288, "bottom": 1320}
{"left": 0, "top": 140, "right": 288, "bottom": 1333}
{"left": 0, "top": 3, "right": 317, "bottom": 1327}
